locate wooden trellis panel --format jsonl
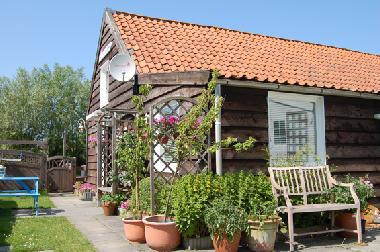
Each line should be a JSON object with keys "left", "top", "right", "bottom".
{"left": 149, "top": 97, "right": 210, "bottom": 214}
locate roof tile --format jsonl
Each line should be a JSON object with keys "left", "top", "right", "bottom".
{"left": 112, "top": 11, "right": 380, "bottom": 94}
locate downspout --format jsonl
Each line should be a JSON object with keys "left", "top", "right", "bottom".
{"left": 215, "top": 83, "right": 222, "bottom": 175}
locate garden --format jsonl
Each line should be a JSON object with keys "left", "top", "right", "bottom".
{"left": 80, "top": 70, "right": 379, "bottom": 252}
{"left": 0, "top": 191, "right": 95, "bottom": 251}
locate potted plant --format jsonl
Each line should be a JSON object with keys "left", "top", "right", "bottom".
{"left": 101, "top": 194, "right": 117, "bottom": 216}
{"left": 79, "top": 182, "right": 95, "bottom": 201}
{"left": 172, "top": 173, "right": 215, "bottom": 250}
{"left": 204, "top": 198, "right": 248, "bottom": 252}
{"left": 331, "top": 174, "right": 375, "bottom": 236}
{"left": 245, "top": 173, "right": 281, "bottom": 252}
{"left": 116, "top": 85, "right": 152, "bottom": 243}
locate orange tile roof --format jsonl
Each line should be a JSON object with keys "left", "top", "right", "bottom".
{"left": 112, "top": 11, "right": 380, "bottom": 94}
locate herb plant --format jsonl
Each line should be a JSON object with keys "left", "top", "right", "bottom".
{"left": 204, "top": 198, "right": 248, "bottom": 242}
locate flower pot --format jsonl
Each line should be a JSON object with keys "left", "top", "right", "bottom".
{"left": 81, "top": 191, "right": 93, "bottom": 201}
{"left": 212, "top": 232, "right": 241, "bottom": 252}
{"left": 122, "top": 218, "right": 146, "bottom": 243}
{"left": 102, "top": 202, "right": 116, "bottom": 216}
{"left": 247, "top": 218, "right": 281, "bottom": 252}
{"left": 182, "top": 236, "right": 213, "bottom": 250}
{"left": 335, "top": 212, "right": 365, "bottom": 237}
{"left": 143, "top": 215, "right": 181, "bottom": 252}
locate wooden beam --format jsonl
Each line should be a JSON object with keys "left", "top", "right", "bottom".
{"left": 0, "top": 140, "right": 48, "bottom": 148}
{"left": 139, "top": 70, "right": 210, "bottom": 85}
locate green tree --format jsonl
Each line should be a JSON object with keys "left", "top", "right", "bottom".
{"left": 0, "top": 64, "right": 90, "bottom": 163}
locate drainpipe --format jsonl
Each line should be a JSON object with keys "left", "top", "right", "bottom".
{"left": 215, "top": 83, "right": 222, "bottom": 175}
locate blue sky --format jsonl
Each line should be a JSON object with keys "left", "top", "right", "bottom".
{"left": 1, "top": 0, "right": 379, "bottom": 79}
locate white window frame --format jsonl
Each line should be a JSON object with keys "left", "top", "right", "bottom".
{"left": 99, "top": 61, "right": 110, "bottom": 108}
{"left": 268, "top": 91, "right": 326, "bottom": 165}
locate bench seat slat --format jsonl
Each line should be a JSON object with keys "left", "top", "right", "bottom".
{"left": 279, "top": 203, "right": 357, "bottom": 213}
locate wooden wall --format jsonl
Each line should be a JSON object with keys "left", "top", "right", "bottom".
{"left": 324, "top": 96, "right": 380, "bottom": 202}
{"left": 220, "top": 87, "right": 269, "bottom": 173}
{"left": 220, "top": 86, "right": 380, "bottom": 202}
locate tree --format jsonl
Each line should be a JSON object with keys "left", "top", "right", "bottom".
{"left": 0, "top": 64, "right": 90, "bottom": 163}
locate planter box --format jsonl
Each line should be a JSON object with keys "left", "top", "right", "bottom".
{"left": 182, "top": 236, "right": 212, "bottom": 250}
{"left": 81, "top": 191, "right": 93, "bottom": 201}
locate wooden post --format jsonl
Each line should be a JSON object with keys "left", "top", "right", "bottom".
{"left": 96, "top": 122, "right": 102, "bottom": 206}
{"left": 111, "top": 112, "right": 118, "bottom": 194}
{"left": 62, "top": 130, "right": 67, "bottom": 157}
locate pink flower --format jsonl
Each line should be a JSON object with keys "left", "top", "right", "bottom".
{"left": 168, "top": 116, "right": 179, "bottom": 124}
{"left": 88, "top": 136, "right": 97, "bottom": 143}
{"left": 120, "top": 200, "right": 130, "bottom": 209}
{"left": 80, "top": 183, "right": 95, "bottom": 192}
{"left": 363, "top": 180, "right": 374, "bottom": 188}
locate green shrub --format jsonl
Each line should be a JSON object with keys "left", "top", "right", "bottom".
{"left": 100, "top": 193, "right": 125, "bottom": 204}
{"left": 172, "top": 172, "right": 216, "bottom": 237}
{"left": 130, "top": 177, "right": 169, "bottom": 214}
{"left": 204, "top": 198, "right": 248, "bottom": 242}
{"left": 329, "top": 174, "right": 375, "bottom": 212}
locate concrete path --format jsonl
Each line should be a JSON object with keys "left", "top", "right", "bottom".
{"left": 48, "top": 193, "right": 380, "bottom": 252}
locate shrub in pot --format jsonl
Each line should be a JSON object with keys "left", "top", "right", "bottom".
{"left": 172, "top": 173, "right": 215, "bottom": 250}
{"left": 116, "top": 85, "right": 153, "bottom": 243}
{"left": 245, "top": 173, "right": 280, "bottom": 252}
{"left": 204, "top": 198, "right": 248, "bottom": 252}
{"left": 329, "top": 174, "right": 375, "bottom": 236}
{"left": 101, "top": 194, "right": 119, "bottom": 216}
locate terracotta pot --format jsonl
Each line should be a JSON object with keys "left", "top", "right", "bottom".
{"left": 143, "top": 215, "right": 181, "bottom": 252}
{"left": 102, "top": 202, "right": 116, "bottom": 216}
{"left": 212, "top": 232, "right": 241, "bottom": 252}
{"left": 335, "top": 212, "right": 365, "bottom": 237}
{"left": 247, "top": 217, "right": 281, "bottom": 252}
{"left": 122, "top": 218, "right": 146, "bottom": 243}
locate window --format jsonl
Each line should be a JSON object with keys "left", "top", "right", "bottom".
{"left": 268, "top": 92, "right": 326, "bottom": 166}
{"left": 99, "top": 61, "right": 109, "bottom": 108}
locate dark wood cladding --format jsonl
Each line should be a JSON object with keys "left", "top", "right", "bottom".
{"left": 221, "top": 87, "right": 268, "bottom": 172}
{"left": 325, "top": 96, "right": 380, "bottom": 199}
{"left": 220, "top": 86, "right": 380, "bottom": 201}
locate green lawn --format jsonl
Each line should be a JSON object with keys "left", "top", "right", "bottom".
{"left": 0, "top": 192, "right": 95, "bottom": 251}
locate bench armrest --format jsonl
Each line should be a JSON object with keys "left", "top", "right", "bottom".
{"left": 330, "top": 179, "right": 360, "bottom": 205}
{"left": 271, "top": 181, "right": 293, "bottom": 207}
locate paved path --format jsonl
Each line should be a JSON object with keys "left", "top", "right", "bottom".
{"left": 49, "top": 193, "right": 148, "bottom": 252}
{"left": 48, "top": 193, "right": 380, "bottom": 252}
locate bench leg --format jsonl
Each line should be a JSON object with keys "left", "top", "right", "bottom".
{"left": 288, "top": 211, "right": 295, "bottom": 251}
{"left": 34, "top": 196, "right": 39, "bottom": 216}
{"left": 331, "top": 210, "right": 335, "bottom": 237}
{"left": 356, "top": 208, "right": 362, "bottom": 244}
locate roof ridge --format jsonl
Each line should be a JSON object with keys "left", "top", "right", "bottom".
{"left": 113, "top": 10, "right": 380, "bottom": 58}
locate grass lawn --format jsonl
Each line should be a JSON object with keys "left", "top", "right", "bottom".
{"left": 0, "top": 192, "right": 95, "bottom": 251}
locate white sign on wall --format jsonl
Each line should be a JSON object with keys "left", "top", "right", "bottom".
{"left": 98, "top": 42, "right": 113, "bottom": 62}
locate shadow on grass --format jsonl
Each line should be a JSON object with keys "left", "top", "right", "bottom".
{"left": 0, "top": 200, "right": 16, "bottom": 246}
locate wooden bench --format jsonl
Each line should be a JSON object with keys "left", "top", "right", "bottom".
{"left": 268, "top": 165, "right": 362, "bottom": 251}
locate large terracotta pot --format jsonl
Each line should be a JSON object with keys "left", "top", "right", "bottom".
{"left": 143, "top": 215, "right": 181, "bottom": 252}
{"left": 122, "top": 218, "right": 146, "bottom": 243}
{"left": 335, "top": 212, "right": 365, "bottom": 237}
{"left": 212, "top": 232, "right": 241, "bottom": 252}
{"left": 247, "top": 217, "right": 281, "bottom": 252}
{"left": 102, "top": 202, "right": 116, "bottom": 216}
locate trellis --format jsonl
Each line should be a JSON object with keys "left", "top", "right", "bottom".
{"left": 94, "top": 108, "right": 136, "bottom": 196}
{"left": 149, "top": 97, "right": 211, "bottom": 214}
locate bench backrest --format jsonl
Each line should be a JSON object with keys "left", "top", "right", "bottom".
{"left": 268, "top": 165, "right": 333, "bottom": 205}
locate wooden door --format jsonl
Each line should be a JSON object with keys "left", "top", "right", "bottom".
{"left": 47, "top": 156, "right": 76, "bottom": 192}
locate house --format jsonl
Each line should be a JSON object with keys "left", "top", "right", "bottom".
{"left": 86, "top": 9, "right": 380, "bottom": 203}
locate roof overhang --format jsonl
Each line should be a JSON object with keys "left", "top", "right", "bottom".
{"left": 217, "top": 79, "right": 380, "bottom": 100}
